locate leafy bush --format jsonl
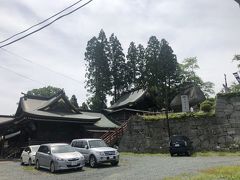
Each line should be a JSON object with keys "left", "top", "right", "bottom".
{"left": 200, "top": 102, "right": 212, "bottom": 112}
{"left": 200, "top": 98, "right": 215, "bottom": 112}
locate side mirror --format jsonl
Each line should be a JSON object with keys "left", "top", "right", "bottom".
{"left": 113, "top": 145, "right": 119, "bottom": 150}
{"left": 84, "top": 145, "right": 89, "bottom": 149}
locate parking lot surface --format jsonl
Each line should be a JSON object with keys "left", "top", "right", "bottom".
{"left": 1, "top": 154, "right": 240, "bottom": 180}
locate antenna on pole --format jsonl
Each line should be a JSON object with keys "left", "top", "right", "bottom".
{"left": 224, "top": 74, "right": 227, "bottom": 88}
{"left": 223, "top": 74, "right": 230, "bottom": 93}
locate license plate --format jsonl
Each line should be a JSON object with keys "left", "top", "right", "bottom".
{"left": 175, "top": 144, "right": 180, "bottom": 147}
{"left": 71, "top": 161, "right": 78, "bottom": 166}
{"left": 109, "top": 156, "right": 115, "bottom": 159}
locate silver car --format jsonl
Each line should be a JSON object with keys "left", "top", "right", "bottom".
{"left": 71, "top": 139, "right": 119, "bottom": 168}
{"left": 20, "top": 145, "right": 40, "bottom": 165}
{"left": 35, "top": 143, "right": 85, "bottom": 173}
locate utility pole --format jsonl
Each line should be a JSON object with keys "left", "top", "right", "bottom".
{"left": 165, "top": 80, "right": 171, "bottom": 139}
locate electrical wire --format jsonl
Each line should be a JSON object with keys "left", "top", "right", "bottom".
{"left": 0, "top": 0, "right": 93, "bottom": 48}
{"left": 0, "top": 0, "right": 84, "bottom": 44}
{"left": 0, "top": 48, "right": 83, "bottom": 84}
{"left": 0, "top": 65, "right": 45, "bottom": 85}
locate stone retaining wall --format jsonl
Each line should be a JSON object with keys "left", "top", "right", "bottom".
{"left": 119, "top": 95, "right": 240, "bottom": 152}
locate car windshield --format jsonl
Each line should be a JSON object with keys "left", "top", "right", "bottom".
{"left": 89, "top": 140, "right": 107, "bottom": 148}
{"left": 51, "top": 145, "right": 75, "bottom": 154}
{"left": 170, "top": 136, "right": 188, "bottom": 142}
{"left": 31, "top": 146, "right": 40, "bottom": 152}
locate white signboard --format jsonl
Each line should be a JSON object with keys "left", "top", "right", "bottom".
{"left": 181, "top": 95, "right": 189, "bottom": 112}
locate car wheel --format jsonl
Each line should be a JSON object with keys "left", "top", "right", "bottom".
{"left": 89, "top": 155, "right": 97, "bottom": 168}
{"left": 20, "top": 158, "right": 24, "bottom": 165}
{"left": 35, "top": 160, "right": 40, "bottom": 170}
{"left": 186, "top": 150, "right": 191, "bottom": 156}
{"left": 170, "top": 153, "right": 174, "bottom": 157}
{"left": 111, "top": 161, "right": 119, "bottom": 166}
{"left": 77, "top": 167, "right": 82, "bottom": 171}
{"left": 28, "top": 158, "right": 32, "bottom": 166}
{"left": 50, "top": 162, "right": 55, "bottom": 173}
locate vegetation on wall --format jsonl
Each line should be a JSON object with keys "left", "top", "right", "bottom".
{"left": 143, "top": 111, "right": 215, "bottom": 121}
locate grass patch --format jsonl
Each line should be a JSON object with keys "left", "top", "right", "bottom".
{"left": 163, "top": 165, "right": 240, "bottom": 180}
{"left": 143, "top": 111, "right": 215, "bottom": 121}
{"left": 120, "top": 151, "right": 240, "bottom": 157}
{"left": 23, "top": 165, "right": 36, "bottom": 171}
{"left": 192, "top": 151, "right": 240, "bottom": 157}
{"left": 120, "top": 152, "right": 168, "bottom": 157}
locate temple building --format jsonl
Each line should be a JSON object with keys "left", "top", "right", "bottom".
{"left": 0, "top": 91, "right": 118, "bottom": 157}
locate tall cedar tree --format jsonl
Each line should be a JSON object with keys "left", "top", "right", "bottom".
{"left": 70, "top": 95, "right": 79, "bottom": 108}
{"left": 136, "top": 44, "right": 146, "bottom": 88}
{"left": 126, "top": 42, "right": 138, "bottom": 88}
{"left": 85, "top": 30, "right": 112, "bottom": 111}
{"left": 145, "top": 36, "right": 178, "bottom": 109}
{"left": 145, "top": 36, "right": 162, "bottom": 108}
{"left": 158, "top": 39, "right": 178, "bottom": 109}
{"left": 109, "top": 34, "right": 127, "bottom": 102}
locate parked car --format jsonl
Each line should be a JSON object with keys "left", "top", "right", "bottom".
{"left": 35, "top": 143, "right": 85, "bottom": 173}
{"left": 20, "top": 145, "right": 40, "bottom": 165}
{"left": 71, "top": 139, "right": 119, "bottom": 168}
{"left": 169, "top": 135, "right": 193, "bottom": 156}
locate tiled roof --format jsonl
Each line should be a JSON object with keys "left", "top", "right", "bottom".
{"left": 81, "top": 111, "right": 119, "bottom": 128}
{"left": 109, "top": 89, "right": 146, "bottom": 109}
{"left": 17, "top": 92, "right": 99, "bottom": 122}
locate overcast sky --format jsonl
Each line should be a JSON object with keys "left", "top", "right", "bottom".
{"left": 0, "top": 0, "right": 239, "bottom": 115}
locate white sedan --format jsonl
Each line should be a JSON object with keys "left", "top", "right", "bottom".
{"left": 20, "top": 145, "right": 40, "bottom": 165}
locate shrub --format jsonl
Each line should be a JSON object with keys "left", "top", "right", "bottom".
{"left": 200, "top": 102, "right": 212, "bottom": 112}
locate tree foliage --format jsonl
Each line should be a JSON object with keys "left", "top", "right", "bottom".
{"left": 70, "top": 95, "right": 79, "bottom": 108}
{"left": 179, "top": 57, "right": 215, "bottom": 98}
{"left": 109, "top": 34, "right": 127, "bottom": 102}
{"left": 145, "top": 37, "right": 179, "bottom": 109}
{"left": 84, "top": 29, "right": 214, "bottom": 111}
{"left": 27, "top": 86, "right": 61, "bottom": 97}
{"left": 80, "top": 102, "right": 89, "bottom": 110}
{"left": 85, "top": 29, "right": 112, "bottom": 111}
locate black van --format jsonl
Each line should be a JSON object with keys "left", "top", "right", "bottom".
{"left": 169, "top": 135, "right": 193, "bottom": 156}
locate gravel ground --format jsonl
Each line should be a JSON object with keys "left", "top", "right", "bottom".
{"left": 1, "top": 154, "right": 240, "bottom": 180}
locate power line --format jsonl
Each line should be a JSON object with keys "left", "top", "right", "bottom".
{"left": 0, "top": 48, "right": 83, "bottom": 84}
{"left": 0, "top": 0, "right": 93, "bottom": 48}
{"left": 0, "top": 0, "right": 84, "bottom": 44}
{"left": 0, "top": 65, "right": 44, "bottom": 85}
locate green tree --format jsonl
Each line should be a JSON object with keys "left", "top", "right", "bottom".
{"left": 87, "top": 93, "right": 107, "bottom": 111}
{"left": 126, "top": 42, "right": 138, "bottom": 88}
{"left": 109, "top": 34, "right": 127, "bottom": 102}
{"left": 136, "top": 44, "right": 146, "bottom": 88}
{"left": 180, "top": 57, "right": 215, "bottom": 98}
{"left": 70, "top": 95, "right": 79, "bottom": 108}
{"left": 145, "top": 36, "right": 161, "bottom": 88}
{"left": 85, "top": 29, "right": 112, "bottom": 111}
{"left": 158, "top": 39, "right": 179, "bottom": 109}
{"left": 145, "top": 37, "right": 179, "bottom": 109}
{"left": 180, "top": 57, "right": 200, "bottom": 84}
{"left": 27, "top": 86, "right": 61, "bottom": 97}
{"left": 80, "top": 102, "right": 89, "bottom": 110}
